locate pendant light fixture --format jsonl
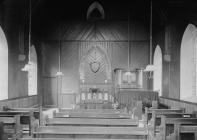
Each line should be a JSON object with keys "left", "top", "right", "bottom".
{"left": 21, "top": 0, "right": 32, "bottom": 71}
{"left": 56, "top": 25, "right": 63, "bottom": 76}
{"left": 144, "top": 0, "right": 155, "bottom": 72}
{"left": 125, "top": 7, "right": 132, "bottom": 76}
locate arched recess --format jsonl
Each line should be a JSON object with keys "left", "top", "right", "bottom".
{"left": 79, "top": 46, "right": 111, "bottom": 83}
{"left": 28, "top": 45, "right": 37, "bottom": 96}
{"left": 153, "top": 45, "right": 162, "bottom": 96}
{"left": 180, "top": 24, "right": 197, "bottom": 101}
{"left": 0, "top": 26, "right": 8, "bottom": 100}
{"left": 87, "top": 1, "right": 105, "bottom": 19}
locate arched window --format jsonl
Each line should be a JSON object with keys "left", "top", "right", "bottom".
{"left": 87, "top": 1, "right": 105, "bottom": 20}
{"left": 0, "top": 26, "right": 8, "bottom": 100}
{"left": 153, "top": 45, "right": 162, "bottom": 96}
{"left": 180, "top": 24, "right": 197, "bottom": 102}
{"left": 28, "top": 45, "right": 37, "bottom": 96}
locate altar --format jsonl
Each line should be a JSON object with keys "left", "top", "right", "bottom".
{"left": 76, "top": 87, "right": 114, "bottom": 109}
{"left": 77, "top": 46, "right": 113, "bottom": 109}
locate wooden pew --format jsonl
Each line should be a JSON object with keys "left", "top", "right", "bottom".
{"left": 45, "top": 117, "right": 139, "bottom": 127}
{"left": 0, "top": 115, "right": 22, "bottom": 140}
{"left": 58, "top": 109, "right": 124, "bottom": 114}
{"left": 145, "top": 108, "right": 184, "bottom": 123}
{"left": 53, "top": 111, "right": 131, "bottom": 119}
{"left": 148, "top": 113, "right": 196, "bottom": 138}
{"left": 150, "top": 114, "right": 197, "bottom": 140}
{"left": 179, "top": 125, "right": 197, "bottom": 140}
{"left": 19, "top": 138, "right": 147, "bottom": 140}
{"left": 0, "top": 109, "right": 38, "bottom": 136}
{"left": 33, "top": 126, "right": 148, "bottom": 139}
{"left": 9, "top": 108, "right": 39, "bottom": 119}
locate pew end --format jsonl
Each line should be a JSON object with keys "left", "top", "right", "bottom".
{"left": 52, "top": 110, "right": 56, "bottom": 118}
{"left": 0, "top": 115, "right": 23, "bottom": 140}
{"left": 0, "top": 121, "right": 8, "bottom": 140}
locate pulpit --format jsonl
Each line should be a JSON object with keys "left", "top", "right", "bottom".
{"left": 114, "top": 68, "right": 158, "bottom": 111}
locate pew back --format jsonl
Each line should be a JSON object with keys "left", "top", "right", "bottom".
{"left": 59, "top": 109, "right": 123, "bottom": 114}
{"left": 33, "top": 126, "right": 148, "bottom": 139}
{"left": 145, "top": 108, "right": 184, "bottom": 123}
{"left": 53, "top": 111, "right": 131, "bottom": 119}
{"left": 19, "top": 138, "right": 147, "bottom": 140}
{"left": 46, "top": 117, "right": 138, "bottom": 126}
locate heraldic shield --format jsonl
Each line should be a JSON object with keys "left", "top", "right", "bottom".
{"left": 90, "top": 61, "right": 100, "bottom": 73}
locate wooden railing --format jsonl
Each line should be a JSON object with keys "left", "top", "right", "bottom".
{"left": 116, "top": 89, "right": 158, "bottom": 110}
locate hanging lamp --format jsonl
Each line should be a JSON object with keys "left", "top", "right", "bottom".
{"left": 56, "top": 45, "right": 63, "bottom": 76}
{"left": 125, "top": 7, "right": 132, "bottom": 76}
{"left": 56, "top": 24, "right": 64, "bottom": 76}
{"left": 144, "top": 0, "right": 155, "bottom": 72}
{"left": 21, "top": 0, "right": 32, "bottom": 71}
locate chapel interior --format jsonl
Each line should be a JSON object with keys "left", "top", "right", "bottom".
{"left": 0, "top": 0, "right": 197, "bottom": 140}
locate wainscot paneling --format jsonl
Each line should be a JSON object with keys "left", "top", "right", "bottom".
{"left": 0, "top": 95, "right": 38, "bottom": 110}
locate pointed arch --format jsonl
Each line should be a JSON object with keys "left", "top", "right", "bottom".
{"left": 180, "top": 24, "right": 197, "bottom": 101}
{"left": 0, "top": 26, "right": 8, "bottom": 100}
{"left": 28, "top": 45, "right": 37, "bottom": 96}
{"left": 153, "top": 45, "right": 162, "bottom": 96}
{"left": 87, "top": 1, "right": 105, "bottom": 20}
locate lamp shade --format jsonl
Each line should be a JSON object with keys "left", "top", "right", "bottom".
{"left": 125, "top": 71, "right": 132, "bottom": 76}
{"left": 144, "top": 64, "right": 155, "bottom": 72}
{"left": 21, "top": 62, "right": 32, "bottom": 71}
{"left": 55, "top": 71, "right": 64, "bottom": 76}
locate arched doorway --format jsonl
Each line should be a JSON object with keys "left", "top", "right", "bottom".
{"left": 0, "top": 26, "right": 8, "bottom": 100}
{"left": 153, "top": 45, "right": 162, "bottom": 96}
{"left": 180, "top": 24, "right": 197, "bottom": 101}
